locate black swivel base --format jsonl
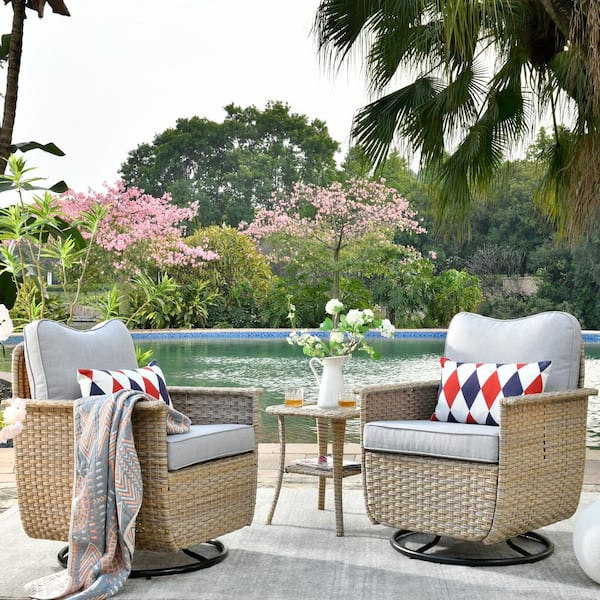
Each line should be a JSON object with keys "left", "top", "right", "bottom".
{"left": 390, "top": 530, "right": 554, "bottom": 566}
{"left": 58, "top": 540, "right": 228, "bottom": 579}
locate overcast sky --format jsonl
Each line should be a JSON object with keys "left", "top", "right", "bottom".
{"left": 7, "top": 0, "right": 371, "bottom": 194}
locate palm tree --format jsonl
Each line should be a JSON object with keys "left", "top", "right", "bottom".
{"left": 0, "top": 0, "right": 70, "bottom": 173}
{"left": 314, "top": 1, "right": 600, "bottom": 238}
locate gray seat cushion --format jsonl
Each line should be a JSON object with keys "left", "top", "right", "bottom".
{"left": 444, "top": 311, "right": 581, "bottom": 392}
{"left": 363, "top": 420, "right": 500, "bottom": 463}
{"left": 167, "top": 424, "right": 255, "bottom": 470}
{"left": 23, "top": 319, "right": 138, "bottom": 400}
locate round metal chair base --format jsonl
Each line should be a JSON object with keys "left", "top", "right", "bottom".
{"left": 390, "top": 530, "right": 554, "bottom": 566}
{"left": 58, "top": 540, "right": 228, "bottom": 578}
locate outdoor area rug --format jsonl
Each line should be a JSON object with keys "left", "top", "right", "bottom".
{"left": 1, "top": 488, "right": 599, "bottom": 600}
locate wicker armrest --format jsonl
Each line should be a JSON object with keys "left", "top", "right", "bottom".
{"left": 19, "top": 397, "right": 169, "bottom": 414}
{"left": 19, "top": 397, "right": 167, "bottom": 435}
{"left": 484, "top": 386, "right": 598, "bottom": 541}
{"left": 498, "top": 387, "right": 597, "bottom": 460}
{"left": 167, "top": 386, "right": 262, "bottom": 428}
{"left": 358, "top": 380, "right": 440, "bottom": 426}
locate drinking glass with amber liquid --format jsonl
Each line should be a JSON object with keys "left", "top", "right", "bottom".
{"left": 284, "top": 387, "right": 304, "bottom": 407}
{"left": 338, "top": 389, "right": 359, "bottom": 408}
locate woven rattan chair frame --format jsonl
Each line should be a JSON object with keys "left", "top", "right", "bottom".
{"left": 11, "top": 342, "right": 262, "bottom": 554}
{"left": 359, "top": 344, "right": 596, "bottom": 546}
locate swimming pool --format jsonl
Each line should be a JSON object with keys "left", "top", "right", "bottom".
{"left": 133, "top": 335, "right": 600, "bottom": 448}
{"left": 4, "top": 331, "right": 598, "bottom": 447}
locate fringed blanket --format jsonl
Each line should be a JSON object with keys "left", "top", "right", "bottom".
{"left": 25, "top": 390, "right": 191, "bottom": 600}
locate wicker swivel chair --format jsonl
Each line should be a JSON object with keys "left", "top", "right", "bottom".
{"left": 11, "top": 319, "right": 262, "bottom": 577}
{"left": 360, "top": 311, "right": 597, "bottom": 566}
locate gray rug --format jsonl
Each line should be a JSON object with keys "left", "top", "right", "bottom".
{"left": 1, "top": 488, "right": 599, "bottom": 600}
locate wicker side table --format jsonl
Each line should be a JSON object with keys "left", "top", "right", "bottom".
{"left": 265, "top": 403, "right": 361, "bottom": 536}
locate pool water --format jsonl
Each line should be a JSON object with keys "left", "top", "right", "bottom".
{"left": 4, "top": 337, "right": 598, "bottom": 446}
{"left": 136, "top": 338, "right": 600, "bottom": 448}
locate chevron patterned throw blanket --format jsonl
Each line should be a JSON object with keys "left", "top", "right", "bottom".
{"left": 25, "top": 390, "right": 191, "bottom": 600}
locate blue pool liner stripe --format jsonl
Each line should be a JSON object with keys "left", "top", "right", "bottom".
{"left": 130, "top": 329, "right": 448, "bottom": 341}
{"left": 3, "top": 329, "right": 600, "bottom": 344}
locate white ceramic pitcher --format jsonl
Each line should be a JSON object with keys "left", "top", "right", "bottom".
{"left": 309, "top": 355, "right": 349, "bottom": 408}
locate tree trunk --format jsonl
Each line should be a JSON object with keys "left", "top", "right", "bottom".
{"left": 537, "top": 0, "right": 573, "bottom": 39}
{"left": 0, "top": 0, "right": 26, "bottom": 174}
{"left": 332, "top": 245, "right": 341, "bottom": 300}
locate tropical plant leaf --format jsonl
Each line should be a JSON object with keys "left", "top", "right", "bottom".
{"left": 0, "top": 178, "right": 68, "bottom": 194}
{"left": 10, "top": 140, "right": 65, "bottom": 156}
{"left": 48, "top": 179, "right": 68, "bottom": 192}
{"left": 0, "top": 33, "right": 10, "bottom": 62}
{"left": 314, "top": 0, "right": 600, "bottom": 236}
{"left": 23, "top": 0, "right": 71, "bottom": 18}
{"left": 0, "top": 270, "right": 17, "bottom": 309}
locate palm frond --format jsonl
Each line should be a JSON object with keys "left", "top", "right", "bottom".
{"left": 315, "top": 0, "right": 600, "bottom": 235}
{"left": 314, "top": 0, "right": 383, "bottom": 67}
{"left": 352, "top": 77, "right": 441, "bottom": 167}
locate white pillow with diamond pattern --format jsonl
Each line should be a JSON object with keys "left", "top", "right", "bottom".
{"left": 77, "top": 360, "right": 171, "bottom": 405}
{"left": 432, "top": 357, "right": 552, "bottom": 426}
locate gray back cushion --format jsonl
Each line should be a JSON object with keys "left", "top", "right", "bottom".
{"left": 444, "top": 311, "right": 581, "bottom": 392}
{"left": 23, "top": 319, "right": 138, "bottom": 400}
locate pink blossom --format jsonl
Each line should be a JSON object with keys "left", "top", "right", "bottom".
{"left": 56, "top": 181, "right": 218, "bottom": 273}
{"left": 242, "top": 178, "right": 425, "bottom": 254}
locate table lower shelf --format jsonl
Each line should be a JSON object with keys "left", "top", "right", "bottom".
{"left": 285, "top": 456, "right": 362, "bottom": 478}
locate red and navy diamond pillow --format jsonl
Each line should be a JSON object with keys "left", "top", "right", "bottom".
{"left": 432, "top": 357, "right": 552, "bottom": 426}
{"left": 77, "top": 360, "right": 171, "bottom": 405}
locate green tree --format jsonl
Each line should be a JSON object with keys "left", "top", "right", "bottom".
{"left": 120, "top": 101, "right": 339, "bottom": 228}
{"left": 314, "top": 1, "right": 600, "bottom": 237}
{"left": 243, "top": 178, "right": 424, "bottom": 302}
{"left": 0, "top": 1, "right": 70, "bottom": 173}
{"left": 571, "top": 235, "right": 600, "bottom": 329}
{"left": 0, "top": 156, "right": 91, "bottom": 325}
{"left": 452, "top": 157, "right": 552, "bottom": 275}
{"left": 186, "top": 225, "right": 287, "bottom": 328}
{"left": 370, "top": 254, "right": 483, "bottom": 328}
{"left": 428, "top": 269, "right": 484, "bottom": 327}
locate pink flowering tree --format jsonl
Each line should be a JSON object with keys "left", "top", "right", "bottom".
{"left": 57, "top": 181, "right": 217, "bottom": 277}
{"left": 242, "top": 178, "right": 425, "bottom": 301}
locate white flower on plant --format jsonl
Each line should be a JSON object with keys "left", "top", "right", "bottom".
{"left": 0, "top": 421, "right": 22, "bottom": 444}
{"left": 380, "top": 318, "right": 396, "bottom": 338}
{"left": 0, "top": 305, "right": 18, "bottom": 443}
{"left": 3, "top": 398, "right": 26, "bottom": 424}
{"left": 0, "top": 304, "right": 12, "bottom": 342}
{"left": 330, "top": 330, "right": 344, "bottom": 344}
{"left": 0, "top": 397, "right": 26, "bottom": 444}
{"left": 345, "top": 309, "right": 363, "bottom": 327}
{"left": 363, "top": 309, "right": 374, "bottom": 322}
{"left": 325, "top": 298, "right": 344, "bottom": 315}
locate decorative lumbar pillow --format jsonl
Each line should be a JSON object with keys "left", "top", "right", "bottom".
{"left": 432, "top": 357, "right": 552, "bottom": 426}
{"left": 77, "top": 360, "right": 172, "bottom": 406}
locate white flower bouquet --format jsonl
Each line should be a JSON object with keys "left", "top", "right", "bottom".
{"left": 287, "top": 298, "right": 395, "bottom": 359}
